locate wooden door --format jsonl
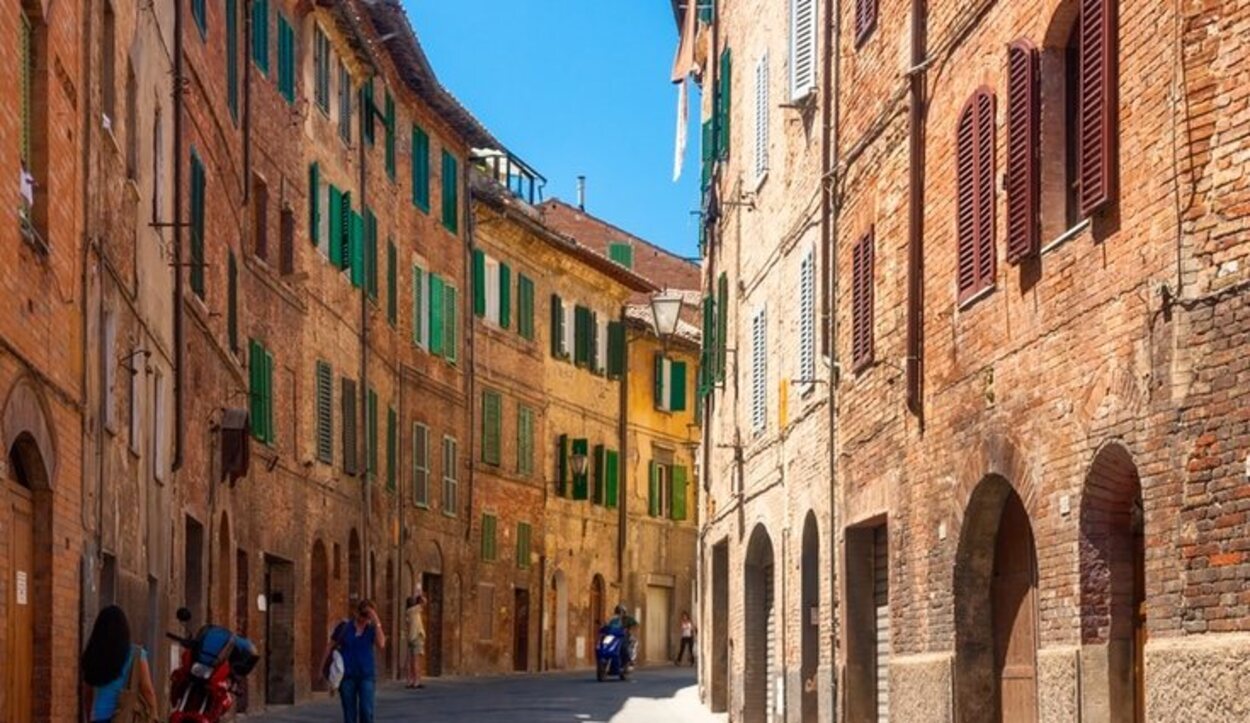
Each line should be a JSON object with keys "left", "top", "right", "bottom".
{"left": 992, "top": 494, "right": 1038, "bottom": 723}
{"left": 264, "top": 558, "right": 295, "bottom": 705}
{"left": 422, "top": 573, "right": 443, "bottom": 676}
{"left": 513, "top": 588, "right": 530, "bottom": 671}
{"left": 1133, "top": 519, "right": 1146, "bottom": 723}
{"left": 645, "top": 585, "right": 671, "bottom": 664}
{"left": 6, "top": 489, "right": 34, "bottom": 723}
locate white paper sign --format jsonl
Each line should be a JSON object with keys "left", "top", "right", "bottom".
{"left": 257, "top": 594, "right": 267, "bottom": 612}
{"left": 16, "top": 571, "right": 28, "bottom": 605}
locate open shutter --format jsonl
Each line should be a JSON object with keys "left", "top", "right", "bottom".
{"left": 551, "top": 295, "right": 565, "bottom": 358}
{"left": 1006, "top": 41, "right": 1040, "bottom": 263}
{"left": 974, "top": 91, "right": 997, "bottom": 291}
{"left": 955, "top": 101, "right": 978, "bottom": 300}
{"left": 671, "top": 466, "right": 688, "bottom": 521}
{"left": 499, "top": 263, "right": 512, "bottom": 329}
{"left": 648, "top": 462, "right": 660, "bottom": 517}
{"left": 588, "top": 311, "right": 600, "bottom": 372}
{"left": 556, "top": 434, "right": 569, "bottom": 496}
{"left": 852, "top": 230, "right": 875, "bottom": 370}
{"left": 607, "top": 321, "right": 626, "bottom": 378}
{"left": 443, "top": 286, "right": 458, "bottom": 363}
{"left": 593, "top": 444, "right": 606, "bottom": 504}
{"left": 671, "top": 361, "right": 688, "bottom": 411}
{"left": 349, "top": 211, "right": 364, "bottom": 287}
{"left": 315, "top": 361, "right": 333, "bottom": 463}
{"left": 604, "top": 450, "right": 619, "bottom": 508}
{"left": 412, "top": 267, "right": 424, "bottom": 346}
{"left": 365, "top": 209, "right": 379, "bottom": 299}
{"left": 327, "top": 186, "right": 342, "bottom": 266}
{"left": 472, "top": 250, "right": 486, "bottom": 317}
{"left": 248, "top": 340, "right": 262, "bottom": 439}
{"left": 1078, "top": 0, "right": 1115, "bottom": 217}
{"left": 755, "top": 53, "right": 770, "bottom": 179}
{"left": 264, "top": 348, "right": 275, "bottom": 444}
{"left": 482, "top": 391, "right": 501, "bottom": 465}
{"left": 856, "top": 0, "right": 877, "bottom": 42}
{"left": 572, "top": 438, "right": 589, "bottom": 500}
{"left": 716, "top": 273, "right": 729, "bottom": 381}
{"left": 654, "top": 353, "right": 667, "bottom": 409}
{"left": 227, "top": 253, "right": 238, "bottom": 352}
{"left": 718, "top": 48, "right": 732, "bottom": 159}
{"left": 342, "top": 378, "right": 357, "bottom": 475}
{"left": 428, "top": 274, "right": 445, "bottom": 356}
{"left": 790, "top": 0, "right": 816, "bottom": 99}
{"left": 518, "top": 275, "right": 534, "bottom": 340}
{"left": 309, "top": 163, "right": 320, "bottom": 245}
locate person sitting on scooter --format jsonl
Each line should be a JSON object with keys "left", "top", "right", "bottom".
{"left": 607, "top": 604, "right": 639, "bottom": 668}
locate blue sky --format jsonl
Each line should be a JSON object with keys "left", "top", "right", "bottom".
{"left": 404, "top": 1, "right": 703, "bottom": 260}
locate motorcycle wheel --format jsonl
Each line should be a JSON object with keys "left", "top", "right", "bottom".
{"left": 596, "top": 659, "right": 607, "bottom": 682}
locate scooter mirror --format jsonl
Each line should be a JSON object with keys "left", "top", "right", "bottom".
{"left": 176, "top": 607, "right": 193, "bottom": 623}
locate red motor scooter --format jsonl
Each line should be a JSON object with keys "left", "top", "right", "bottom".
{"left": 166, "top": 607, "right": 259, "bottom": 723}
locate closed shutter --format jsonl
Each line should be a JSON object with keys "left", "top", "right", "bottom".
{"left": 716, "top": 273, "right": 729, "bottom": 382}
{"left": 516, "top": 523, "right": 531, "bottom": 569}
{"left": 588, "top": 312, "right": 600, "bottom": 372}
{"left": 1005, "top": 41, "right": 1041, "bottom": 263}
{"left": 367, "top": 388, "right": 378, "bottom": 480}
{"left": 428, "top": 274, "right": 445, "bottom": 356}
{"left": 1079, "top": 0, "right": 1115, "bottom": 216}
{"left": 249, "top": 340, "right": 264, "bottom": 440}
{"left": 384, "top": 92, "right": 396, "bottom": 180}
{"left": 518, "top": 275, "right": 534, "bottom": 340}
{"left": 327, "top": 186, "right": 342, "bottom": 267}
{"left": 338, "top": 62, "right": 352, "bottom": 142}
{"left": 315, "top": 361, "right": 333, "bottom": 463}
{"left": 648, "top": 462, "right": 661, "bottom": 517}
{"left": 339, "top": 191, "right": 352, "bottom": 270}
{"left": 671, "top": 361, "right": 688, "bottom": 412}
{"left": 852, "top": 230, "right": 875, "bottom": 370}
{"left": 412, "top": 126, "right": 430, "bottom": 211}
{"left": 481, "top": 514, "right": 497, "bottom": 561}
{"left": 227, "top": 0, "right": 239, "bottom": 120}
{"left": 342, "top": 378, "right": 357, "bottom": 475}
{"left": 700, "top": 295, "right": 715, "bottom": 396}
{"left": 608, "top": 243, "right": 634, "bottom": 268}
{"left": 593, "top": 444, "right": 606, "bottom": 504}
{"left": 309, "top": 163, "right": 320, "bottom": 245}
{"left": 349, "top": 210, "right": 364, "bottom": 287}
{"left": 573, "top": 306, "right": 591, "bottom": 367}
{"left": 605, "top": 450, "right": 620, "bottom": 508}
{"left": 252, "top": 0, "right": 269, "bottom": 74}
{"left": 717, "top": 48, "right": 732, "bottom": 160}
{"left": 751, "top": 309, "right": 767, "bottom": 432}
{"left": 654, "top": 353, "right": 667, "bottom": 409}
{"left": 607, "top": 321, "right": 626, "bottom": 378}
{"left": 386, "top": 241, "right": 397, "bottom": 325}
{"left": 227, "top": 252, "right": 238, "bottom": 352}
{"left": 671, "top": 466, "right": 688, "bottom": 521}
{"left": 790, "top": 0, "right": 816, "bottom": 99}
{"left": 874, "top": 526, "right": 891, "bottom": 723}
{"left": 556, "top": 434, "right": 569, "bottom": 496}
{"left": 517, "top": 406, "right": 534, "bottom": 477}
{"left": 386, "top": 406, "right": 397, "bottom": 491}
{"left": 856, "top": 0, "right": 877, "bottom": 43}
{"left": 799, "top": 250, "right": 815, "bottom": 384}
{"left": 365, "top": 208, "right": 378, "bottom": 299}
{"left": 412, "top": 423, "right": 429, "bottom": 505}
{"left": 412, "top": 267, "right": 425, "bottom": 347}
{"left": 263, "top": 348, "right": 274, "bottom": 444}
{"left": 499, "top": 263, "right": 512, "bottom": 329}
{"left": 754, "top": 53, "right": 769, "bottom": 180}
{"left": 472, "top": 250, "right": 486, "bottom": 316}
{"left": 956, "top": 90, "right": 996, "bottom": 302}
{"left": 444, "top": 286, "right": 458, "bottom": 363}
{"left": 571, "top": 438, "right": 589, "bottom": 500}
{"left": 482, "top": 391, "right": 502, "bottom": 466}
{"left": 189, "top": 152, "right": 205, "bottom": 298}
{"left": 441, "top": 150, "right": 459, "bottom": 233}
{"left": 278, "top": 15, "right": 294, "bottom": 103}
{"left": 551, "top": 295, "right": 565, "bottom": 358}
{"left": 361, "top": 81, "right": 375, "bottom": 145}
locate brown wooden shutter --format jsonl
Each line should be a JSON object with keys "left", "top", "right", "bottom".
{"left": 852, "top": 229, "right": 875, "bottom": 371}
{"left": 1078, "top": 0, "right": 1115, "bottom": 216}
{"left": 856, "top": 0, "right": 877, "bottom": 43}
{"left": 1005, "top": 41, "right": 1040, "bottom": 264}
{"left": 955, "top": 101, "right": 978, "bottom": 300}
{"left": 974, "top": 90, "right": 997, "bottom": 292}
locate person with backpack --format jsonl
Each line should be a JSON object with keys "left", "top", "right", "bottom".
{"left": 81, "top": 605, "right": 158, "bottom": 722}
{"left": 323, "top": 598, "right": 386, "bottom": 723}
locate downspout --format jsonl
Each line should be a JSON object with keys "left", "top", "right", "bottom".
{"left": 822, "top": 0, "right": 842, "bottom": 711}
{"left": 242, "top": 0, "right": 252, "bottom": 204}
{"left": 616, "top": 310, "right": 628, "bottom": 593}
{"left": 395, "top": 353, "right": 403, "bottom": 679}
{"left": 172, "top": 0, "right": 186, "bottom": 471}
{"left": 906, "top": 0, "right": 927, "bottom": 420}
{"left": 359, "top": 79, "right": 372, "bottom": 601}
{"left": 463, "top": 167, "right": 476, "bottom": 542}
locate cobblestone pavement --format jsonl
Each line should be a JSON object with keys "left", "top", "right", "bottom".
{"left": 241, "top": 666, "right": 726, "bottom": 723}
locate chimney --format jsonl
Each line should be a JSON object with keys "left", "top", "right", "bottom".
{"left": 577, "top": 175, "right": 586, "bottom": 211}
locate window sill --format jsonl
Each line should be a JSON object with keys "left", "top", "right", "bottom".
{"left": 414, "top": 502, "right": 429, "bottom": 510}
{"left": 1040, "top": 219, "right": 1091, "bottom": 256}
{"left": 957, "top": 284, "right": 995, "bottom": 311}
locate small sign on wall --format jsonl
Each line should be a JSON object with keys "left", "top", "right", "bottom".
{"left": 257, "top": 594, "right": 268, "bottom": 612}
{"left": 16, "top": 571, "right": 28, "bottom": 605}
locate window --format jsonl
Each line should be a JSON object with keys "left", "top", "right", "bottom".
{"left": 384, "top": 92, "right": 396, "bottom": 180}
{"left": 607, "top": 321, "right": 626, "bottom": 379}
{"left": 315, "top": 361, "right": 333, "bottom": 464}
{"left": 571, "top": 438, "right": 589, "bottom": 500}
{"left": 1006, "top": 41, "right": 1041, "bottom": 263}
{"left": 252, "top": 174, "right": 268, "bottom": 260}
{"left": 754, "top": 53, "right": 769, "bottom": 181}
{"left": 799, "top": 248, "right": 816, "bottom": 389}
{"left": 227, "top": 251, "right": 238, "bottom": 352}
{"left": 342, "top": 378, "right": 358, "bottom": 475}
{"left": 251, "top": 0, "right": 268, "bottom": 74}
{"left": 716, "top": 48, "right": 732, "bottom": 160}
{"left": 480, "top": 514, "right": 497, "bottom": 561}
{"left": 154, "top": 371, "right": 168, "bottom": 482}
{"left": 593, "top": 445, "right": 606, "bottom": 504}
{"left": 608, "top": 242, "right": 634, "bottom": 269}
{"left": 473, "top": 251, "right": 510, "bottom": 327}
{"left": 481, "top": 390, "right": 502, "bottom": 466}
{"left": 751, "top": 307, "right": 767, "bottom": 433}
{"left": 19, "top": 7, "right": 39, "bottom": 234}
{"left": 248, "top": 339, "right": 275, "bottom": 444}
{"left": 412, "top": 266, "right": 427, "bottom": 348}
{"left": 338, "top": 61, "right": 351, "bottom": 142}
{"left": 790, "top": 0, "right": 817, "bottom": 99}
{"left": 1064, "top": 22, "right": 1082, "bottom": 229}
{"left": 852, "top": 230, "right": 875, "bottom": 371}
{"left": 498, "top": 262, "right": 512, "bottom": 329}
{"left": 189, "top": 150, "right": 206, "bottom": 298}
{"left": 277, "top": 14, "right": 295, "bottom": 104}
{"left": 955, "top": 89, "right": 996, "bottom": 304}
{"left": 550, "top": 295, "right": 567, "bottom": 359}
{"left": 573, "top": 305, "right": 592, "bottom": 367}
{"left": 855, "top": 0, "right": 877, "bottom": 44}
{"left": 128, "top": 346, "right": 143, "bottom": 456}
{"left": 517, "top": 405, "right": 534, "bottom": 477}
{"left": 366, "top": 387, "right": 378, "bottom": 481}
{"left": 279, "top": 206, "right": 294, "bottom": 275}
{"left": 604, "top": 449, "right": 620, "bottom": 508}
{"left": 191, "top": 0, "right": 206, "bottom": 37}
{"left": 411, "top": 125, "right": 430, "bottom": 211}
{"left": 361, "top": 81, "right": 375, "bottom": 146}
{"left": 313, "top": 24, "right": 330, "bottom": 113}
{"left": 386, "top": 406, "right": 397, "bottom": 491}
{"left": 648, "top": 460, "right": 689, "bottom": 520}
{"left": 442, "top": 436, "right": 458, "bottom": 516}
{"left": 517, "top": 274, "right": 535, "bottom": 340}
{"left": 412, "top": 423, "right": 429, "bottom": 506}
{"left": 443, "top": 284, "right": 459, "bottom": 364}
{"left": 365, "top": 208, "right": 378, "bottom": 299}
{"left": 515, "top": 522, "right": 532, "bottom": 569}
{"left": 554, "top": 434, "right": 568, "bottom": 497}
{"left": 429, "top": 274, "right": 445, "bottom": 356}
{"left": 595, "top": 317, "right": 608, "bottom": 375}
{"left": 441, "top": 150, "right": 458, "bottom": 233}
{"left": 386, "top": 241, "right": 397, "bottom": 325}
{"left": 653, "top": 355, "right": 689, "bottom": 413}
{"left": 227, "top": 0, "right": 238, "bottom": 122}
{"left": 124, "top": 64, "right": 137, "bottom": 177}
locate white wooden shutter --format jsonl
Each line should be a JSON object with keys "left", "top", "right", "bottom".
{"left": 596, "top": 317, "right": 608, "bottom": 374}
{"left": 790, "top": 0, "right": 817, "bottom": 100}
{"left": 751, "top": 308, "right": 767, "bottom": 432}
{"left": 799, "top": 249, "right": 815, "bottom": 389}
{"left": 563, "top": 303, "right": 575, "bottom": 357}
{"left": 485, "top": 258, "right": 500, "bottom": 324}
{"left": 755, "top": 53, "right": 770, "bottom": 181}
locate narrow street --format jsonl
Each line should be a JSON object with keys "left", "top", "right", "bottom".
{"left": 243, "top": 667, "right": 723, "bottom": 723}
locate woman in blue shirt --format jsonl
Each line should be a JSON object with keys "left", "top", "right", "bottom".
{"left": 81, "top": 605, "right": 158, "bottom": 722}
{"left": 323, "top": 598, "right": 387, "bottom": 723}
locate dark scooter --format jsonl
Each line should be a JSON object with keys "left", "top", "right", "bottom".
{"left": 166, "top": 607, "right": 260, "bottom": 722}
{"left": 595, "top": 623, "right": 634, "bottom": 682}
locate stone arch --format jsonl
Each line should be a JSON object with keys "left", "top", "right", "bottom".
{"left": 744, "top": 523, "right": 776, "bottom": 723}
{"left": 952, "top": 433, "right": 1039, "bottom": 529}
{"left": 800, "top": 511, "right": 820, "bottom": 723}
{"left": 2, "top": 376, "right": 57, "bottom": 488}
{"left": 1079, "top": 442, "right": 1145, "bottom": 722}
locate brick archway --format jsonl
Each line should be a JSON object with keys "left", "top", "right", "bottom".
{"left": 743, "top": 523, "right": 776, "bottom": 723}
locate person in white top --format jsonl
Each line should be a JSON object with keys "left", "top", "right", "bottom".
{"left": 675, "top": 611, "right": 696, "bottom": 666}
{"left": 404, "top": 594, "right": 426, "bottom": 689}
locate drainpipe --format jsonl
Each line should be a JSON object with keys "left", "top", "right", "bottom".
{"left": 242, "top": 0, "right": 252, "bottom": 204}
{"left": 172, "top": 0, "right": 186, "bottom": 472}
{"left": 906, "top": 0, "right": 927, "bottom": 420}
{"left": 359, "top": 79, "right": 372, "bottom": 602}
{"left": 463, "top": 169, "right": 476, "bottom": 542}
{"left": 823, "top": 0, "right": 843, "bottom": 711}
{"left": 616, "top": 309, "right": 628, "bottom": 593}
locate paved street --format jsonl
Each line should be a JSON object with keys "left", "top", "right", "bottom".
{"left": 244, "top": 667, "right": 724, "bottom": 723}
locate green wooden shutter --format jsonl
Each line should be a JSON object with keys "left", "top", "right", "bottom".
{"left": 716, "top": 273, "right": 729, "bottom": 381}
{"left": 444, "top": 285, "right": 458, "bottom": 363}
{"left": 327, "top": 185, "right": 342, "bottom": 266}
{"left": 516, "top": 523, "right": 531, "bottom": 569}
{"left": 248, "top": 340, "right": 263, "bottom": 440}
{"left": 309, "top": 163, "right": 320, "bottom": 245}
{"left": 364, "top": 208, "right": 378, "bottom": 298}
{"left": 227, "top": 252, "right": 238, "bottom": 352}
{"left": 366, "top": 387, "right": 378, "bottom": 481}
{"left": 482, "top": 390, "right": 501, "bottom": 466}
{"left": 315, "top": 361, "right": 333, "bottom": 463}
{"left": 342, "top": 378, "right": 357, "bottom": 475}
{"left": 556, "top": 434, "right": 568, "bottom": 496}
{"left": 607, "top": 321, "right": 626, "bottom": 378}
{"left": 700, "top": 295, "right": 715, "bottom": 396}
{"left": 251, "top": 0, "right": 269, "bottom": 74}
{"left": 189, "top": 151, "right": 205, "bottom": 298}
{"left": 278, "top": 15, "right": 294, "bottom": 103}
{"left": 608, "top": 243, "right": 634, "bottom": 269}
{"left": 550, "top": 295, "right": 564, "bottom": 358}
{"left": 671, "top": 361, "right": 688, "bottom": 412}
{"left": 481, "top": 514, "right": 497, "bottom": 561}
{"left": 499, "top": 263, "right": 512, "bottom": 329}
{"left": 654, "top": 354, "right": 666, "bottom": 409}
{"left": 412, "top": 267, "right": 424, "bottom": 346}
{"left": 386, "top": 241, "right": 397, "bottom": 325}
{"left": 517, "top": 406, "right": 533, "bottom": 476}
{"left": 428, "top": 274, "right": 444, "bottom": 355}
{"left": 349, "top": 210, "right": 364, "bottom": 287}
{"left": 411, "top": 126, "right": 430, "bottom": 211}
{"left": 361, "top": 81, "right": 375, "bottom": 146}
{"left": 572, "top": 438, "right": 589, "bottom": 500}
{"left": 339, "top": 191, "right": 352, "bottom": 270}
{"left": 671, "top": 465, "right": 688, "bottom": 521}
{"left": 386, "top": 406, "right": 397, "bottom": 490}
{"left": 384, "top": 91, "right": 395, "bottom": 180}
{"left": 604, "top": 450, "right": 619, "bottom": 508}
{"left": 261, "top": 347, "right": 275, "bottom": 445}
{"left": 648, "top": 461, "right": 660, "bottom": 517}
{"left": 589, "top": 312, "right": 600, "bottom": 373}
{"left": 518, "top": 275, "right": 534, "bottom": 340}
{"left": 592, "top": 444, "right": 606, "bottom": 505}
{"left": 441, "top": 150, "right": 459, "bottom": 233}
{"left": 718, "top": 47, "right": 732, "bottom": 160}
{"left": 472, "top": 250, "right": 486, "bottom": 317}
{"left": 573, "top": 306, "right": 590, "bottom": 367}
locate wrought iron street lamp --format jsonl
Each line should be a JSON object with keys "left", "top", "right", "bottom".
{"left": 649, "top": 289, "right": 684, "bottom": 345}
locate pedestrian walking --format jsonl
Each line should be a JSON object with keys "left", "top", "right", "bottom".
{"left": 675, "top": 611, "right": 696, "bottom": 665}
{"left": 404, "top": 593, "right": 426, "bottom": 689}
{"left": 81, "top": 605, "right": 159, "bottom": 722}
{"left": 323, "top": 598, "right": 387, "bottom": 723}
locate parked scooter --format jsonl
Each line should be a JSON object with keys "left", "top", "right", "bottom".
{"left": 166, "top": 607, "right": 259, "bottom": 722}
{"left": 594, "top": 623, "right": 635, "bottom": 682}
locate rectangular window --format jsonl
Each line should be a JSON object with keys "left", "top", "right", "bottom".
{"left": 384, "top": 92, "right": 396, "bottom": 180}
{"left": 411, "top": 126, "right": 430, "bottom": 211}
{"left": 313, "top": 24, "right": 330, "bottom": 113}
{"left": 751, "top": 308, "right": 767, "bottom": 433}
{"left": 338, "top": 61, "right": 352, "bottom": 142}
{"left": 517, "top": 274, "right": 535, "bottom": 340}
{"left": 412, "top": 266, "right": 427, "bottom": 348}
{"left": 361, "top": 81, "right": 375, "bottom": 146}
{"left": 517, "top": 405, "right": 534, "bottom": 477}
{"left": 608, "top": 242, "right": 634, "bottom": 269}
{"left": 790, "top": 0, "right": 817, "bottom": 98}
{"left": 191, "top": 0, "right": 206, "bottom": 37}
{"left": 648, "top": 461, "right": 670, "bottom": 518}
{"left": 252, "top": 174, "right": 268, "bottom": 260}
{"left": 442, "top": 436, "right": 458, "bottom": 516}
{"left": 227, "top": 251, "right": 238, "bottom": 352}
{"left": 550, "top": 295, "right": 566, "bottom": 359}
{"left": 481, "top": 390, "right": 502, "bottom": 466}
{"left": 279, "top": 206, "right": 294, "bottom": 275}
{"left": 189, "top": 151, "right": 206, "bottom": 299}
{"left": 251, "top": 0, "right": 269, "bottom": 74}
{"left": 386, "top": 406, "right": 397, "bottom": 491}
{"left": 754, "top": 52, "right": 769, "bottom": 181}
{"left": 128, "top": 345, "right": 142, "bottom": 456}
{"left": 799, "top": 248, "right": 816, "bottom": 389}
{"left": 480, "top": 514, "right": 497, "bottom": 561}
{"left": 441, "top": 150, "right": 459, "bottom": 233}
{"left": 515, "top": 522, "right": 532, "bottom": 569}
{"left": 227, "top": 0, "right": 238, "bottom": 122}
{"left": 315, "top": 361, "right": 333, "bottom": 464}
{"left": 412, "top": 423, "right": 429, "bottom": 507}
{"left": 846, "top": 523, "right": 890, "bottom": 722}
{"left": 386, "top": 240, "right": 397, "bottom": 325}
{"left": 573, "top": 305, "right": 591, "bottom": 367}
{"left": 443, "top": 284, "right": 459, "bottom": 363}
{"left": 366, "top": 387, "right": 378, "bottom": 481}
{"left": 342, "top": 378, "right": 358, "bottom": 475}
{"left": 277, "top": 14, "right": 295, "bottom": 104}
{"left": 653, "top": 355, "right": 688, "bottom": 412}
{"left": 248, "top": 339, "right": 274, "bottom": 444}
{"left": 571, "top": 438, "right": 589, "bottom": 500}
{"left": 595, "top": 317, "right": 608, "bottom": 375}
{"left": 852, "top": 230, "right": 875, "bottom": 371}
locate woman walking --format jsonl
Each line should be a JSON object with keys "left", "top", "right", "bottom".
{"left": 81, "top": 605, "right": 158, "bottom": 722}
{"left": 324, "top": 598, "right": 386, "bottom": 723}
{"left": 675, "top": 611, "right": 696, "bottom": 666}
{"left": 404, "top": 593, "right": 426, "bottom": 689}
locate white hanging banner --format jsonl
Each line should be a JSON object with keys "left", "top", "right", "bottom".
{"left": 674, "top": 78, "right": 689, "bottom": 182}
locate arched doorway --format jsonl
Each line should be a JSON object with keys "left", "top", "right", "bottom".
{"left": 1080, "top": 444, "right": 1145, "bottom": 723}
{"left": 954, "top": 476, "right": 1039, "bottom": 723}
{"left": 420, "top": 542, "right": 445, "bottom": 676}
{"left": 552, "top": 570, "right": 569, "bottom": 669}
{"left": 5, "top": 433, "right": 48, "bottom": 723}
{"left": 589, "top": 574, "right": 605, "bottom": 645}
{"left": 800, "top": 513, "right": 820, "bottom": 723}
{"left": 215, "top": 513, "right": 232, "bottom": 624}
{"left": 310, "top": 540, "right": 329, "bottom": 691}
{"left": 744, "top": 524, "right": 776, "bottom": 723}
{"left": 347, "top": 529, "right": 362, "bottom": 605}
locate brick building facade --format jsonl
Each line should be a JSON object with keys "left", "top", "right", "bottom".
{"left": 688, "top": 0, "right": 1250, "bottom": 721}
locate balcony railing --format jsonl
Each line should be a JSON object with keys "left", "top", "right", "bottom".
{"left": 472, "top": 149, "right": 546, "bottom": 206}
